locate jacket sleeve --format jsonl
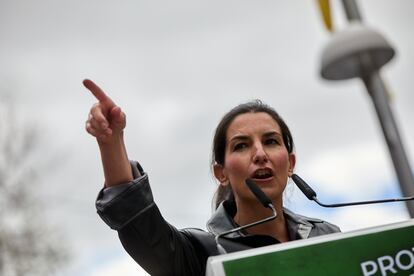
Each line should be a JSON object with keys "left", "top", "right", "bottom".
{"left": 95, "top": 161, "right": 205, "bottom": 276}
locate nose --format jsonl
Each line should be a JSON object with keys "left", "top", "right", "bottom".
{"left": 252, "top": 143, "right": 268, "bottom": 164}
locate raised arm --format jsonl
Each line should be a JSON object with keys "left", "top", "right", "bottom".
{"left": 83, "top": 79, "right": 133, "bottom": 187}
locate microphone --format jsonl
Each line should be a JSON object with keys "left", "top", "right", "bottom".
{"left": 245, "top": 179, "right": 273, "bottom": 208}
{"left": 291, "top": 173, "right": 414, "bottom": 207}
{"left": 215, "top": 179, "right": 277, "bottom": 254}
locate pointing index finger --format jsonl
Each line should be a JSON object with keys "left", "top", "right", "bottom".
{"left": 83, "top": 79, "right": 115, "bottom": 105}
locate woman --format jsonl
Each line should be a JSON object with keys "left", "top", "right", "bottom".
{"left": 84, "top": 79, "right": 340, "bottom": 275}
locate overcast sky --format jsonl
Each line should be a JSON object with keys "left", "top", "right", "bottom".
{"left": 1, "top": 0, "right": 413, "bottom": 275}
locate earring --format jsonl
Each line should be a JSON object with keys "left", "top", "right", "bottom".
{"left": 221, "top": 180, "right": 229, "bottom": 186}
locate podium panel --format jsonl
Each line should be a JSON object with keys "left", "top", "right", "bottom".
{"left": 206, "top": 219, "right": 414, "bottom": 276}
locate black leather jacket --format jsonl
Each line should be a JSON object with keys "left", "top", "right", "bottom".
{"left": 96, "top": 162, "right": 340, "bottom": 276}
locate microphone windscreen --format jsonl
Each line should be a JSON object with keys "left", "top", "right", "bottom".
{"left": 245, "top": 179, "right": 272, "bottom": 208}
{"left": 291, "top": 174, "right": 317, "bottom": 200}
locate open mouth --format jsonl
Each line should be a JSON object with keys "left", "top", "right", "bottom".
{"left": 251, "top": 168, "right": 273, "bottom": 180}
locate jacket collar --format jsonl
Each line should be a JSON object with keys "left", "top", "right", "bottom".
{"left": 206, "top": 200, "right": 316, "bottom": 240}
{"left": 283, "top": 208, "right": 316, "bottom": 239}
{"left": 207, "top": 200, "right": 241, "bottom": 238}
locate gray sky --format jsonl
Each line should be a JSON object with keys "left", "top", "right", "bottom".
{"left": 1, "top": 0, "right": 413, "bottom": 275}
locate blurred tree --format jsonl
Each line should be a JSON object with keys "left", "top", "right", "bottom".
{"left": 0, "top": 95, "right": 67, "bottom": 276}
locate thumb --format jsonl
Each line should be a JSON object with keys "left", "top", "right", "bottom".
{"left": 110, "top": 106, "right": 125, "bottom": 125}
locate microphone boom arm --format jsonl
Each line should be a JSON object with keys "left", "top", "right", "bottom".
{"left": 215, "top": 204, "right": 277, "bottom": 241}
{"left": 214, "top": 179, "right": 277, "bottom": 254}
{"left": 291, "top": 173, "right": 414, "bottom": 208}
{"left": 313, "top": 196, "right": 414, "bottom": 208}
{"left": 214, "top": 204, "right": 276, "bottom": 254}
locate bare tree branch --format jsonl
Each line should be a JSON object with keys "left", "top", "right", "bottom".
{"left": 0, "top": 95, "right": 68, "bottom": 276}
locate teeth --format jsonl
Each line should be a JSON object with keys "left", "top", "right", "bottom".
{"left": 255, "top": 169, "right": 271, "bottom": 177}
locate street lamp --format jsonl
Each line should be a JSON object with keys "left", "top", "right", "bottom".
{"left": 318, "top": 0, "right": 414, "bottom": 217}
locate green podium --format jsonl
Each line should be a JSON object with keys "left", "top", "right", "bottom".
{"left": 206, "top": 219, "right": 414, "bottom": 276}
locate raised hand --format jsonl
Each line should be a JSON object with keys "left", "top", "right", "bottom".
{"left": 83, "top": 78, "right": 133, "bottom": 186}
{"left": 84, "top": 79, "right": 126, "bottom": 143}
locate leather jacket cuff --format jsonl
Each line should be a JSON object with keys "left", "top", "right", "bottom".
{"left": 96, "top": 162, "right": 154, "bottom": 230}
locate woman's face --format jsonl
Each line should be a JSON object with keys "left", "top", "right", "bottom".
{"left": 214, "top": 112, "right": 295, "bottom": 204}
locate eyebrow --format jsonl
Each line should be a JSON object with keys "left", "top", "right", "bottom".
{"left": 263, "top": 131, "right": 282, "bottom": 138}
{"left": 229, "top": 131, "right": 282, "bottom": 142}
{"left": 229, "top": 135, "right": 249, "bottom": 143}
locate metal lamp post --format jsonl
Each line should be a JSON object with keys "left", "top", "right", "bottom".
{"left": 319, "top": 0, "right": 414, "bottom": 217}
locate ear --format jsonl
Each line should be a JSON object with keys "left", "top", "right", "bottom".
{"left": 213, "top": 164, "right": 229, "bottom": 185}
{"left": 288, "top": 153, "right": 296, "bottom": 177}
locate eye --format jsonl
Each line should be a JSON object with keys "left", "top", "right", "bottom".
{"left": 233, "top": 142, "right": 248, "bottom": 151}
{"left": 264, "top": 138, "right": 279, "bottom": 145}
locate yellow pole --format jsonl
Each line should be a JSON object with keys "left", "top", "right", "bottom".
{"left": 317, "top": 0, "right": 333, "bottom": 32}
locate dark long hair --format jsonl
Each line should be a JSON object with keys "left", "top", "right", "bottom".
{"left": 212, "top": 100, "right": 294, "bottom": 209}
